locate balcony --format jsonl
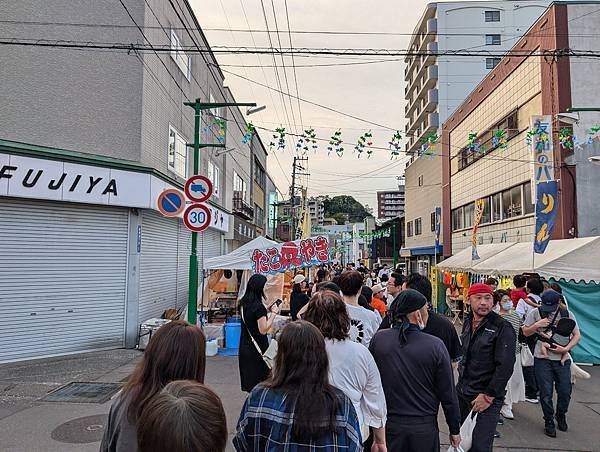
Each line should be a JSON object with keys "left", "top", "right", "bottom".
{"left": 424, "top": 41, "right": 437, "bottom": 67}
{"left": 233, "top": 191, "right": 254, "bottom": 220}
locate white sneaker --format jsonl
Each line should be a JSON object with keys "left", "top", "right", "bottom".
{"left": 501, "top": 406, "right": 514, "bottom": 419}
{"left": 525, "top": 397, "right": 539, "bottom": 404}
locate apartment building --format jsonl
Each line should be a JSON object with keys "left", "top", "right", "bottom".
{"left": 377, "top": 187, "right": 406, "bottom": 220}
{"left": 0, "top": 0, "right": 270, "bottom": 362}
{"left": 442, "top": 2, "right": 600, "bottom": 255}
{"left": 308, "top": 197, "right": 326, "bottom": 226}
{"left": 402, "top": 0, "right": 550, "bottom": 272}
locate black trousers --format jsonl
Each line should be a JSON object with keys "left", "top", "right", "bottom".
{"left": 386, "top": 415, "right": 439, "bottom": 452}
{"left": 523, "top": 364, "right": 539, "bottom": 399}
{"left": 457, "top": 392, "right": 503, "bottom": 452}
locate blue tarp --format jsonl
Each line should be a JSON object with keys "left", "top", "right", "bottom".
{"left": 555, "top": 279, "right": 600, "bottom": 364}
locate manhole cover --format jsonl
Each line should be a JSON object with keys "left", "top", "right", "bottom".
{"left": 41, "top": 382, "right": 121, "bottom": 403}
{"left": 51, "top": 414, "right": 108, "bottom": 444}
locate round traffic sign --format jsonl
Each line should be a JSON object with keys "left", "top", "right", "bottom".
{"left": 183, "top": 203, "right": 211, "bottom": 232}
{"left": 157, "top": 189, "right": 185, "bottom": 217}
{"left": 185, "top": 175, "right": 213, "bottom": 203}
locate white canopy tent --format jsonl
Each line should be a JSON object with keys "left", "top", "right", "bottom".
{"left": 204, "top": 236, "right": 277, "bottom": 270}
{"left": 437, "top": 237, "right": 600, "bottom": 283}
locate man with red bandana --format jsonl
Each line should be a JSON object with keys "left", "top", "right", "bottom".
{"left": 456, "top": 283, "right": 516, "bottom": 452}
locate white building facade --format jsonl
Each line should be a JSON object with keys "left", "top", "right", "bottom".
{"left": 402, "top": 0, "right": 551, "bottom": 273}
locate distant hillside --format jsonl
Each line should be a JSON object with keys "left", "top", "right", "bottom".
{"left": 322, "top": 195, "right": 372, "bottom": 224}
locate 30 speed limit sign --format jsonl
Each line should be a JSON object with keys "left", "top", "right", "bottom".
{"left": 183, "top": 203, "right": 211, "bottom": 232}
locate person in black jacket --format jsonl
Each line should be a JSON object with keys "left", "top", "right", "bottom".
{"left": 457, "top": 283, "right": 516, "bottom": 452}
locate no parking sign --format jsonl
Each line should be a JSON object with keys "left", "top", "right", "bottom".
{"left": 157, "top": 189, "right": 185, "bottom": 217}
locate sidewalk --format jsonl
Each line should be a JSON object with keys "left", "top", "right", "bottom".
{"left": 0, "top": 349, "right": 599, "bottom": 451}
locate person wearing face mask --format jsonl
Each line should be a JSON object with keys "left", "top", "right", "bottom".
{"left": 456, "top": 283, "right": 516, "bottom": 452}
{"left": 370, "top": 289, "right": 461, "bottom": 452}
{"left": 496, "top": 289, "right": 525, "bottom": 420}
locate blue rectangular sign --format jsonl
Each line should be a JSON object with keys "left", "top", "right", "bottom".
{"left": 534, "top": 180, "right": 559, "bottom": 254}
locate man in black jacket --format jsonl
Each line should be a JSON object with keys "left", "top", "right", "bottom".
{"left": 457, "top": 283, "right": 516, "bottom": 452}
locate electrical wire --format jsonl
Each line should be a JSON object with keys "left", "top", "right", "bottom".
{"left": 283, "top": 0, "right": 304, "bottom": 131}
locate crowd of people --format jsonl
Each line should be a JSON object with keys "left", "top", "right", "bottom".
{"left": 100, "top": 262, "right": 583, "bottom": 452}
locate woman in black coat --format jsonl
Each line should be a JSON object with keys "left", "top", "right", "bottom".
{"left": 238, "top": 274, "right": 279, "bottom": 392}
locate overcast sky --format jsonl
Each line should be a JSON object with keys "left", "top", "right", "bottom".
{"left": 192, "top": 0, "right": 430, "bottom": 209}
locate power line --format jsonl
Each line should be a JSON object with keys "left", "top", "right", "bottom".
{"left": 7, "top": 19, "right": 600, "bottom": 39}
{"left": 283, "top": 0, "right": 304, "bottom": 132}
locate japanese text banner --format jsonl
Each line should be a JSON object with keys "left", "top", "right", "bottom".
{"left": 534, "top": 181, "right": 559, "bottom": 254}
{"left": 251, "top": 236, "right": 330, "bottom": 275}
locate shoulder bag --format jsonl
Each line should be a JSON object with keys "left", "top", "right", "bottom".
{"left": 241, "top": 306, "right": 278, "bottom": 369}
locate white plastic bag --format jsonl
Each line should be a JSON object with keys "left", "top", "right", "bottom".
{"left": 458, "top": 410, "right": 478, "bottom": 451}
{"left": 447, "top": 446, "right": 465, "bottom": 452}
{"left": 520, "top": 345, "right": 534, "bottom": 367}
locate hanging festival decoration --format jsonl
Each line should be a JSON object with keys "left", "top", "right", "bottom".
{"left": 419, "top": 133, "right": 438, "bottom": 157}
{"left": 467, "top": 132, "right": 486, "bottom": 153}
{"left": 327, "top": 129, "right": 344, "bottom": 157}
{"left": 587, "top": 125, "right": 600, "bottom": 144}
{"left": 526, "top": 127, "right": 549, "bottom": 149}
{"left": 558, "top": 128, "right": 574, "bottom": 150}
{"left": 270, "top": 127, "right": 286, "bottom": 150}
{"left": 492, "top": 129, "right": 508, "bottom": 149}
{"left": 355, "top": 130, "right": 373, "bottom": 158}
{"left": 359, "top": 228, "right": 391, "bottom": 241}
{"left": 242, "top": 122, "right": 255, "bottom": 144}
{"left": 389, "top": 131, "right": 402, "bottom": 159}
{"left": 214, "top": 118, "right": 226, "bottom": 144}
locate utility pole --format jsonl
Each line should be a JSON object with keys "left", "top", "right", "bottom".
{"left": 392, "top": 221, "right": 398, "bottom": 269}
{"left": 183, "top": 98, "right": 256, "bottom": 325}
{"left": 289, "top": 156, "right": 309, "bottom": 240}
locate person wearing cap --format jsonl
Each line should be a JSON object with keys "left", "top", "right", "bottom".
{"left": 456, "top": 283, "right": 516, "bottom": 452}
{"left": 522, "top": 289, "right": 580, "bottom": 438}
{"left": 370, "top": 284, "right": 387, "bottom": 318}
{"left": 370, "top": 289, "right": 462, "bottom": 452}
{"left": 290, "top": 274, "right": 309, "bottom": 321}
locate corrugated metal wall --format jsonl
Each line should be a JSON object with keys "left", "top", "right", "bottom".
{"left": 0, "top": 198, "right": 129, "bottom": 363}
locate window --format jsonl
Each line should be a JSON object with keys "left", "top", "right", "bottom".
{"left": 407, "top": 221, "right": 413, "bottom": 237}
{"left": 431, "top": 212, "right": 436, "bottom": 232}
{"left": 418, "top": 175, "right": 424, "bottom": 186}
{"left": 415, "top": 218, "right": 422, "bottom": 235}
{"left": 254, "top": 159, "right": 266, "bottom": 188}
{"left": 255, "top": 205, "right": 264, "bottom": 226}
{"left": 481, "top": 197, "right": 491, "bottom": 224}
{"left": 207, "top": 160, "right": 220, "bottom": 198}
{"left": 464, "top": 203, "right": 475, "bottom": 229}
{"left": 233, "top": 171, "right": 247, "bottom": 201}
{"left": 170, "top": 29, "right": 190, "bottom": 80}
{"left": 523, "top": 182, "right": 534, "bottom": 214}
{"left": 485, "top": 11, "right": 500, "bottom": 22}
{"left": 491, "top": 193, "right": 501, "bottom": 222}
{"left": 168, "top": 126, "right": 187, "bottom": 178}
{"left": 486, "top": 57, "right": 502, "bottom": 69}
{"left": 502, "top": 185, "right": 522, "bottom": 219}
{"left": 452, "top": 207, "right": 464, "bottom": 231}
{"left": 486, "top": 34, "right": 501, "bottom": 45}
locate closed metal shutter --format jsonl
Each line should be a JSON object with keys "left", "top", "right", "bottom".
{"left": 138, "top": 211, "right": 222, "bottom": 323}
{"left": 139, "top": 210, "right": 190, "bottom": 321}
{"left": 0, "top": 198, "right": 129, "bottom": 363}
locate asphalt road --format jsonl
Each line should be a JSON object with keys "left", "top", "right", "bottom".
{"left": 0, "top": 349, "right": 599, "bottom": 451}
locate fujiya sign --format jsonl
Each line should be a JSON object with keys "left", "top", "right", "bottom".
{"left": 0, "top": 152, "right": 231, "bottom": 233}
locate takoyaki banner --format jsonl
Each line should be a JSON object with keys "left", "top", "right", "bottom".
{"left": 251, "top": 236, "right": 330, "bottom": 275}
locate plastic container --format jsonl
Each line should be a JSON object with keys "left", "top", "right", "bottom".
{"left": 206, "top": 339, "right": 218, "bottom": 356}
{"left": 224, "top": 318, "right": 241, "bottom": 350}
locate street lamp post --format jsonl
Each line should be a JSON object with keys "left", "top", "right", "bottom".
{"left": 183, "top": 98, "right": 256, "bottom": 325}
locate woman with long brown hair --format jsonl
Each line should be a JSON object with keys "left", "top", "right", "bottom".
{"left": 304, "top": 290, "right": 387, "bottom": 451}
{"left": 233, "top": 321, "right": 362, "bottom": 451}
{"left": 100, "top": 320, "right": 206, "bottom": 452}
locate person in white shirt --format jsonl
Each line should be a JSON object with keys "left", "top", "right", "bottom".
{"left": 304, "top": 290, "right": 387, "bottom": 451}
{"left": 518, "top": 277, "right": 544, "bottom": 404}
{"left": 378, "top": 264, "right": 390, "bottom": 280}
{"left": 337, "top": 271, "right": 382, "bottom": 348}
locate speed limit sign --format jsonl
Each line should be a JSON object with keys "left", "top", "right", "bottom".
{"left": 183, "top": 203, "right": 211, "bottom": 232}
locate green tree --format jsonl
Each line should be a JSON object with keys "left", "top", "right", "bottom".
{"left": 323, "top": 196, "right": 372, "bottom": 223}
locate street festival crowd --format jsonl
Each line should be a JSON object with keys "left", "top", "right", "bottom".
{"left": 100, "top": 262, "right": 588, "bottom": 452}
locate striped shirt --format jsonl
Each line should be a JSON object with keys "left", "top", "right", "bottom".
{"left": 501, "top": 310, "right": 522, "bottom": 353}
{"left": 233, "top": 385, "right": 362, "bottom": 452}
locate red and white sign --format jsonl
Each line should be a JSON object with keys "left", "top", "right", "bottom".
{"left": 183, "top": 203, "right": 211, "bottom": 232}
{"left": 185, "top": 175, "right": 213, "bottom": 203}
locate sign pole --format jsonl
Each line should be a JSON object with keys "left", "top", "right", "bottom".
{"left": 183, "top": 98, "right": 256, "bottom": 325}
{"left": 188, "top": 102, "right": 201, "bottom": 325}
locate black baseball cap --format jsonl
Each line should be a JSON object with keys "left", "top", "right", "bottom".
{"left": 540, "top": 289, "right": 561, "bottom": 313}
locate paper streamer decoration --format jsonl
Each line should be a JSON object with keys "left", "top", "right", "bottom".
{"left": 389, "top": 131, "right": 402, "bottom": 159}
{"left": 270, "top": 127, "right": 286, "bottom": 150}
{"left": 355, "top": 130, "right": 373, "bottom": 158}
{"left": 327, "top": 129, "right": 344, "bottom": 157}
{"left": 242, "top": 122, "right": 255, "bottom": 144}
{"left": 558, "top": 128, "right": 573, "bottom": 150}
{"left": 492, "top": 129, "right": 508, "bottom": 149}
